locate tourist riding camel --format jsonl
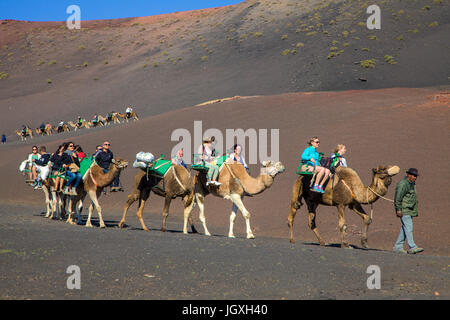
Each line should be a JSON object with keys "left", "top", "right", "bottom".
{"left": 31, "top": 146, "right": 51, "bottom": 190}
{"left": 192, "top": 159, "right": 285, "bottom": 239}
{"left": 197, "top": 136, "right": 221, "bottom": 186}
{"left": 288, "top": 164, "right": 400, "bottom": 248}
{"left": 16, "top": 126, "right": 33, "bottom": 141}
{"left": 300, "top": 137, "right": 330, "bottom": 193}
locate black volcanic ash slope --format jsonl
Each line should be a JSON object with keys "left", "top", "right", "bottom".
{"left": 0, "top": 0, "right": 449, "bottom": 132}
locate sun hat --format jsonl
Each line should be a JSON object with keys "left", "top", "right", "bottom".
{"left": 406, "top": 168, "right": 419, "bottom": 176}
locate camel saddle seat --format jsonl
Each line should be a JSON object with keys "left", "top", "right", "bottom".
{"left": 48, "top": 154, "right": 93, "bottom": 181}
{"left": 190, "top": 154, "right": 229, "bottom": 173}
{"left": 296, "top": 152, "right": 324, "bottom": 175}
{"left": 49, "top": 168, "right": 69, "bottom": 181}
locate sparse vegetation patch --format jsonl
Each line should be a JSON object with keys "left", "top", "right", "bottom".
{"left": 360, "top": 59, "right": 376, "bottom": 68}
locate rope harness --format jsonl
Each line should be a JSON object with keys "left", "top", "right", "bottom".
{"left": 340, "top": 179, "right": 394, "bottom": 220}
{"left": 171, "top": 166, "right": 186, "bottom": 192}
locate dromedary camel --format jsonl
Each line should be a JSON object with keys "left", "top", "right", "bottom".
{"left": 35, "top": 124, "right": 53, "bottom": 136}
{"left": 117, "top": 110, "right": 139, "bottom": 122}
{"left": 54, "top": 123, "right": 71, "bottom": 133}
{"left": 103, "top": 113, "right": 121, "bottom": 125}
{"left": 193, "top": 160, "right": 285, "bottom": 239}
{"left": 287, "top": 165, "right": 400, "bottom": 248}
{"left": 82, "top": 158, "right": 128, "bottom": 228}
{"left": 118, "top": 165, "right": 200, "bottom": 234}
{"left": 16, "top": 128, "right": 33, "bottom": 141}
{"left": 68, "top": 121, "right": 89, "bottom": 131}
{"left": 45, "top": 124, "right": 53, "bottom": 135}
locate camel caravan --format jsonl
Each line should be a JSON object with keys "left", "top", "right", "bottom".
{"left": 14, "top": 106, "right": 138, "bottom": 141}
{"left": 18, "top": 134, "right": 402, "bottom": 250}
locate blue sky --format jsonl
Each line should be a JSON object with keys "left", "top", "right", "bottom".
{"left": 0, "top": 0, "right": 243, "bottom": 21}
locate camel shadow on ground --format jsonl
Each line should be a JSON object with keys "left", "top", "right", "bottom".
{"left": 302, "top": 241, "right": 383, "bottom": 252}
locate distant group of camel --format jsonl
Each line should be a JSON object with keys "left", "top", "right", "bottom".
{"left": 15, "top": 109, "right": 139, "bottom": 141}
{"left": 24, "top": 147, "right": 400, "bottom": 249}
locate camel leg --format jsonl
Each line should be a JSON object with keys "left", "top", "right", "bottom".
{"left": 337, "top": 204, "right": 350, "bottom": 248}
{"left": 185, "top": 193, "right": 198, "bottom": 234}
{"left": 288, "top": 206, "right": 298, "bottom": 244}
{"left": 350, "top": 203, "right": 372, "bottom": 249}
{"left": 60, "top": 194, "right": 67, "bottom": 220}
{"left": 229, "top": 194, "right": 254, "bottom": 239}
{"left": 94, "top": 189, "right": 106, "bottom": 228}
{"left": 161, "top": 196, "right": 172, "bottom": 232}
{"left": 66, "top": 196, "right": 74, "bottom": 224}
{"left": 85, "top": 202, "right": 94, "bottom": 227}
{"left": 119, "top": 193, "right": 139, "bottom": 228}
{"left": 308, "top": 211, "right": 327, "bottom": 246}
{"left": 136, "top": 198, "right": 149, "bottom": 231}
{"left": 49, "top": 191, "right": 57, "bottom": 219}
{"left": 55, "top": 192, "right": 63, "bottom": 220}
{"left": 228, "top": 203, "right": 239, "bottom": 238}
{"left": 86, "top": 189, "right": 104, "bottom": 227}
{"left": 181, "top": 192, "right": 198, "bottom": 234}
{"left": 194, "top": 193, "right": 210, "bottom": 236}
{"left": 76, "top": 198, "right": 84, "bottom": 225}
{"left": 42, "top": 185, "right": 51, "bottom": 218}
{"left": 288, "top": 176, "right": 303, "bottom": 243}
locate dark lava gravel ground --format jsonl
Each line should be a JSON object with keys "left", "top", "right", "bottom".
{"left": 0, "top": 204, "right": 448, "bottom": 300}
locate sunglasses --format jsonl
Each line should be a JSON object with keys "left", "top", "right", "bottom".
{"left": 103, "top": 144, "right": 110, "bottom": 146}
{"left": 314, "top": 141, "right": 320, "bottom": 143}
{"left": 69, "top": 145, "right": 74, "bottom": 147}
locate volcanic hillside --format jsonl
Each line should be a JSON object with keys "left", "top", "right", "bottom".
{"left": 0, "top": 0, "right": 449, "bottom": 133}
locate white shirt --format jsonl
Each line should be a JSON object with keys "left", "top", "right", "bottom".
{"left": 228, "top": 153, "right": 248, "bottom": 169}
{"left": 197, "top": 144, "right": 213, "bottom": 163}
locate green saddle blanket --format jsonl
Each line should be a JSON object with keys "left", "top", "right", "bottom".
{"left": 191, "top": 155, "right": 229, "bottom": 172}
{"left": 79, "top": 155, "right": 93, "bottom": 176}
{"left": 147, "top": 159, "right": 172, "bottom": 177}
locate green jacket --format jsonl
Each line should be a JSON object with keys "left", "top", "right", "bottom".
{"left": 394, "top": 177, "right": 418, "bottom": 217}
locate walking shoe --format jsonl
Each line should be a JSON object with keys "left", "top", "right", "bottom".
{"left": 31, "top": 181, "right": 37, "bottom": 187}
{"left": 310, "top": 185, "right": 321, "bottom": 193}
{"left": 34, "top": 183, "right": 42, "bottom": 190}
{"left": 71, "top": 188, "right": 78, "bottom": 196}
{"left": 318, "top": 185, "right": 325, "bottom": 194}
{"left": 393, "top": 248, "right": 407, "bottom": 254}
{"left": 407, "top": 247, "right": 424, "bottom": 254}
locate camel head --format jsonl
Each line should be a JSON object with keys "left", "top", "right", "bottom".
{"left": 261, "top": 160, "right": 286, "bottom": 177}
{"left": 112, "top": 158, "right": 129, "bottom": 169}
{"left": 372, "top": 165, "right": 400, "bottom": 187}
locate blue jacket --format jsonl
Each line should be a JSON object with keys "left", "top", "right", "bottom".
{"left": 301, "top": 146, "right": 319, "bottom": 166}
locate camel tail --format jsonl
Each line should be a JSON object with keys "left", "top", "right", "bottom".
{"left": 291, "top": 176, "right": 303, "bottom": 210}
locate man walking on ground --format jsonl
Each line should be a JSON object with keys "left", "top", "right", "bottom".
{"left": 393, "top": 168, "right": 424, "bottom": 254}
